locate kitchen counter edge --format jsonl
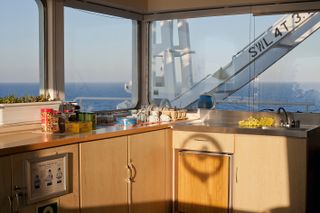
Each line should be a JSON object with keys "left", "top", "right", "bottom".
{"left": 0, "top": 123, "right": 172, "bottom": 157}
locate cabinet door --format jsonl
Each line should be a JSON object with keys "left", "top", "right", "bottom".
{"left": 0, "top": 156, "right": 11, "bottom": 213}
{"left": 233, "top": 135, "right": 306, "bottom": 213}
{"left": 80, "top": 137, "right": 128, "bottom": 213}
{"left": 177, "top": 151, "right": 230, "bottom": 213}
{"left": 11, "top": 144, "right": 79, "bottom": 213}
{"left": 129, "top": 130, "right": 170, "bottom": 213}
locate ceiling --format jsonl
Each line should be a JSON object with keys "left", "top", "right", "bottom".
{"left": 88, "top": 0, "right": 320, "bottom": 14}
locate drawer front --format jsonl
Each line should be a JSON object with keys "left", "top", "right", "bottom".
{"left": 173, "top": 131, "right": 234, "bottom": 153}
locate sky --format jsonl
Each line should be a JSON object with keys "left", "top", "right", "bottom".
{"left": 0, "top": 0, "right": 39, "bottom": 83}
{"left": 64, "top": 7, "right": 134, "bottom": 83}
{"left": 1, "top": 0, "right": 320, "bottom": 84}
{"left": 185, "top": 13, "right": 320, "bottom": 83}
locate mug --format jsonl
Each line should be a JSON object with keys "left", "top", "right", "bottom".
{"left": 198, "top": 94, "right": 215, "bottom": 109}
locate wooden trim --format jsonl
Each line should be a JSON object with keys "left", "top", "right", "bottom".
{"left": 252, "top": 1, "right": 320, "bottom": 15}
{"left": 143, "top": 1, "right": 320, "bottom": 21}
{"left": 139, "top": 20, "right": 150, "bottom": 107}
{"left": 46, "top": 0, "right": 65, "bottom": 100}
{"left": 165, "top": 129, "right": 173, "bottom": 211}
{"left": 64, "top": 0, "right": 144, "bottom": 20}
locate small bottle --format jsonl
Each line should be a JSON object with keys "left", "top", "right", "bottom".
{"left": 72, "top": 103, "right": 81, "bottom": 121}
{"left": 64, "top": 109, "right": 76, "bottom": 122}
{"left": 52, "top": 110, "right": 61, "bottom": 133}
{"left": 56, "top": 111, "right": 66, "bottom": 133}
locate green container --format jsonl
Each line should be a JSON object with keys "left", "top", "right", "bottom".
{"left": 85, "top": 112, "right": 96, "bottom": 129}
{"left": 79, "top": 112, "right": 86, "bottom": 122}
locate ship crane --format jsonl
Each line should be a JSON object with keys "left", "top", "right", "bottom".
{"left": 151, "top": 12, "right": 320, "bottom": 108}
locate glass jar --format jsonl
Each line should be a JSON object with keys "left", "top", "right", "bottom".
{"left": 41, "top": 108, "right": 59, "bottom": 133}
{"left": 41, "top": 108, "right": 54, "bottom": 132}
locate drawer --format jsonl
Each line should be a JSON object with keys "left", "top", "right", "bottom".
{"left": 173, "top": 130, "right": 234, "bottom": 153}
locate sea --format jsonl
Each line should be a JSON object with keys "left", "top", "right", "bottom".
{"left": 0, "top": 82, "right": 130, "bottom": 112}
{"left": 1, "top": 82, "right": 320, "bottom": 113}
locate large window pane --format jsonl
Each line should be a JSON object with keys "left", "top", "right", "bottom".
{"left": 64, "top": 7, "right": 138, "bottom": 111}
{"left": 149, "top": 15, "right": 250, "bottom": 108}
{"left": 0, "top": 0, "right": 42, "bottom": 97}
{"left": 225, "top": 13, "right": 320, "bottom": 112}
{"left": 149, "top": 12, "right": 320, "bottom": 113}
{"left": 252, "top": 17, "right": 320, "bottom": 112}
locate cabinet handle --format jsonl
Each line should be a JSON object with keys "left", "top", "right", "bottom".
{"left": 236, "top": 167, "right": 239, "bottom": 183}
{"left": 128, "top": 161, "right": 137, "bottom": 182}
{"left": 130, "top": 162, "right": 137, "bottom": 182}
{"left": 127, "top": 164, "right": 133, "bottom": 182}
{"left": 8, "top": 196, "right": 12, "bottom": 213}
{"left": 13, "top": 186, "right": 23, "bottom": 213}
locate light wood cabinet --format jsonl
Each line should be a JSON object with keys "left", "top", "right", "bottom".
{"left": 79, "top": 129, "right": 171, "bottom": 213}
{"left": 129, "top": 129, "right": 170, "bottom": 213}
{"left": 176, "top": 151, "right": 230, "bottom": 213}
{"left": 233, "top": 134, "right": 306, "bottom": 213}
{"left": 0, "top": 156, "right": 11, "bottom": 213}
{"left": 80, "top": 136, "right": 128, "bottom": 213}
{"left": 11, "top": 144, "right": 79, "bottom": 213}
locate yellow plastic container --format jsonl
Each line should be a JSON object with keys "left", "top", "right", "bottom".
{"left": 80, "top": 121, "right": 92, "bottom": 132}
{"left": 65, "top": 121, "right": 92, "bottom": 133}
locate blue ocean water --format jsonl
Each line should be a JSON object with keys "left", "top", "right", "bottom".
{"left": 0, "top": 82, "right": 320, "bottom": 112}
{"left": 0, "top": 82, "right": 130, "bottom": 111}
{"left": 217, "top": 82, "right": 320, "bottom": 112}
{"left": 65, "top": 82, "right": 131, "bottom": 111}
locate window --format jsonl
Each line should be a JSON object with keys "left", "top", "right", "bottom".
{"left": 64, "top": 7, "right": 138, "bottom": 111}
{"left": 0, "top": 0, "right": 43, "bottom": 97}
{"left": 224, "top": 13, "right": 320, "bottom": 112}
{"left": 149, "top": 12, "right": 320, "bottom": 113}
{"left": 150, "top": 15, "right": 250, "bottom": 108}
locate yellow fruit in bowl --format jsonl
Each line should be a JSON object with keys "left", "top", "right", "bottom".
{"left": 238, "top": 116, "right": 275, "bottom": 128}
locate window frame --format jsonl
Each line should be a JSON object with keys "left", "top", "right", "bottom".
{"left": 47, "top": 0, "right": 320, "bottom": 111}
{"left": 47, "top": 0, "right": 143, "bottom": 111}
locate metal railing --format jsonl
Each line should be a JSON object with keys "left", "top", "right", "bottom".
{"left": 216, "top": 100, "right": 314, "bottom": 112}
{"left": 72, "top": 96, "right": 315, "bottom": 112}
{"left": 72, "top": 96, "right": 131, "bottom": 110}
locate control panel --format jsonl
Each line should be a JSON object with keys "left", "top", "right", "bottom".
{"left": 24, "top": 153, "right": 71, "bottom": 204}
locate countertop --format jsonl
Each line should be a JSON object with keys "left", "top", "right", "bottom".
{"left": 0, "top": 122, "right": 172, "bottom": 157}
{"left": 1, "top": 115, "right": 319, "bottom": 157}
{"left": 173, "top": 120, "right": 319, "bottom": 138}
